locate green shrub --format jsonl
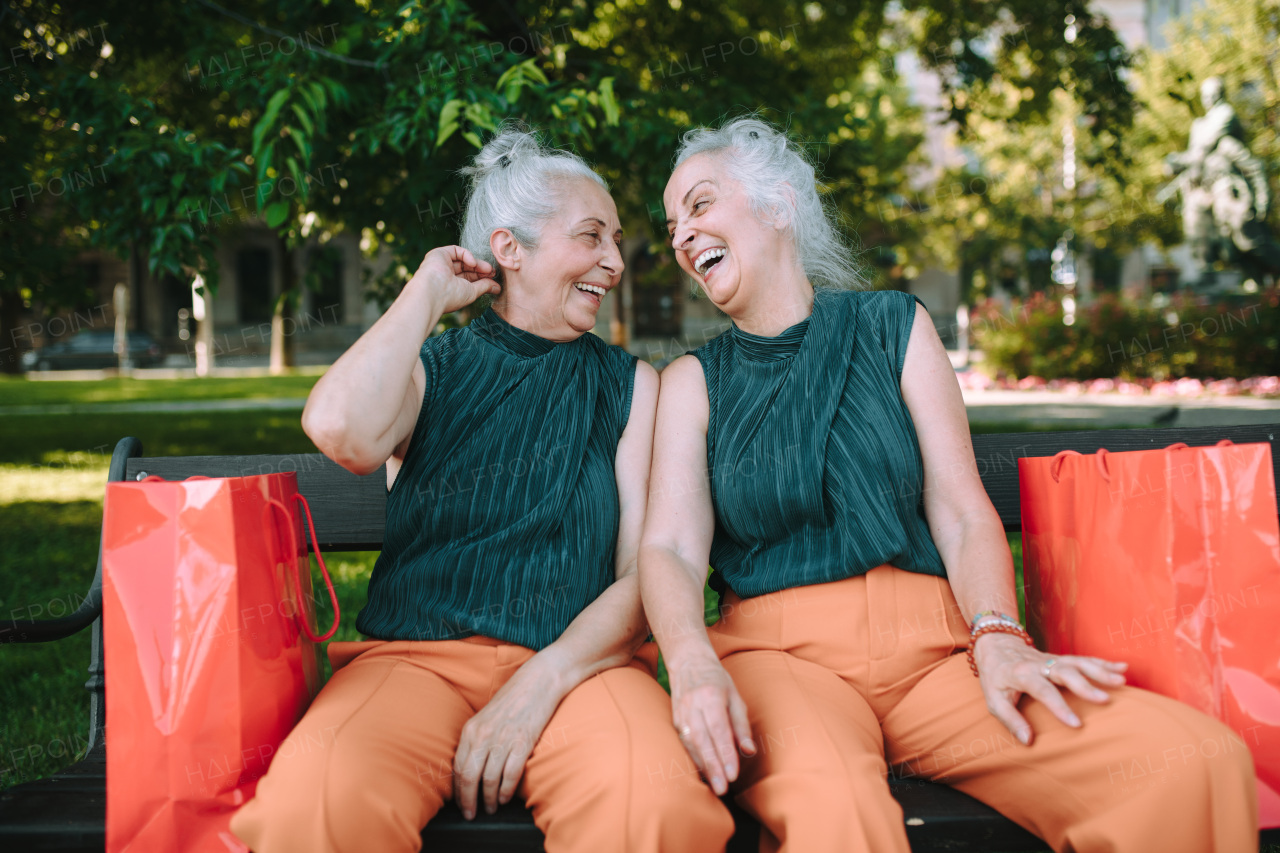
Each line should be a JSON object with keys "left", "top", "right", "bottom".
{"left": 971, "top": 287, "right": 1280, "bottom": 380}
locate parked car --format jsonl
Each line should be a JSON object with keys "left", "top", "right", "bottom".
{"left": 21, "top": 330, "right": 164, "bottom": 371}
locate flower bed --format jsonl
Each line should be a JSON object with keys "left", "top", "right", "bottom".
{"left": 956, "top": 371, "right": 1280, "bottom": 398}
{"left": 969, "top": 287, "right": 1280, "bottom": 384}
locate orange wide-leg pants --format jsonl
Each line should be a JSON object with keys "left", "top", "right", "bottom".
{"left": 708, "top": 565, "right": 1258, "bottom": 853}
{"left": 229, "top": 637, "right": 733, "bottom": 853}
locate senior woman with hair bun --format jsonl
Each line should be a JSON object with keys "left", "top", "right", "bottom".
{"left": 640, "top": 116, "right": 1257, "bottom": 853}
{"left": 230, "top": 129, "right": 734, "bottom": 853}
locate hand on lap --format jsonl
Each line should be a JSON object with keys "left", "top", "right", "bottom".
{"left": 974, "top": 633, "right": 1128, "bottom": 746}
{"left": 452, "top": 658, "right": 562, "bottom": 820}
{"left": 668, "top": 653, "right": 756, "bottom": 795}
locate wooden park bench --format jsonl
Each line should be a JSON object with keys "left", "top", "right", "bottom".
{"left": 3, "top": 424, "right": 1280, "bottom": 852}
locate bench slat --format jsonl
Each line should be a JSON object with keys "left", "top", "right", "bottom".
{"left": 973, "top": 423, "right": 1280, "bottom": 531}
{"left": 124, "top": 424, "right": 1280, "bottom": 548}
{"left": 0, "top": 745, "right": 1053, "bottom": 853}
{"left": 124, "top": 454, "right": 389, "bottom": 551}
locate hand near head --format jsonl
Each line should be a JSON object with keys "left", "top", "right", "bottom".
{"left": 409, "top": 246, "right": 501, "bottom": 316}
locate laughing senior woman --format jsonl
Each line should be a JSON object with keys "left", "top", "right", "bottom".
{"left": 231, "top": 129, "right": 734, "bottom": 853}
{"left": 639, "top": 116, "right": 1257, "bottom": 853}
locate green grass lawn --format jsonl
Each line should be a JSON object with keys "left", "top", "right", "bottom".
{"left": 0, "top": 373, "right": 320, "bottom": 408}
{"left": 0, "top": 393, "right": 1063, "bottom": 792}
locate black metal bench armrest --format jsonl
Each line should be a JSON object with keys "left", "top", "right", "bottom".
{"left": 0, "top": 437, "right": 142, "bottom": 644}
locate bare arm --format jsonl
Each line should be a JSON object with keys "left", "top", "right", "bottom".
{"left": 453, "top": 361, "right": 660, "bottom": 818}
{"left": 900, "top": 303, "right": 1126, "bottom": 745}
{"left": 637, "top": 355, "right": 755, "bottom": 796}
{"left": 301, "top": 246, "right": 499, "bottom": 477}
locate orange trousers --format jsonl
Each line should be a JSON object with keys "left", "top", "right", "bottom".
{"left": 229, "top": 637, "right": 733, "bottom": 853}
{"left": 708, "top": 565, "right": 1258, "bottom": 853}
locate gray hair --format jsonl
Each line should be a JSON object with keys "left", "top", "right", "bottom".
{"left": 674, "top": 117, "right": 864, "bottom": 290}
{"left": 459, "top": 126, "right": 607, "bottom": 280}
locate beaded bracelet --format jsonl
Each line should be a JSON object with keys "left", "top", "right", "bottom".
{"left": 970, "top": 610, "right": 1020, "bottom": 631}
{"left": 966, "top": 622, "right": 1035, "bottom": 677}
{"left": 971, "top": 615, "right": 1021, "bottom": 633}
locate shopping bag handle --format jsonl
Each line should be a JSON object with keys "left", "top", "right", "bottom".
{"left": 1051, "top": 439, "right": 1236, "bottom": 484}
{"left": 264, "top": 494, "right": 341, "bottom": 642}
{"left": 1049, "top": 449, "right": 1113, "bottom": 483}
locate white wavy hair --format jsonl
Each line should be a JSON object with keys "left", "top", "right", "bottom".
{"left": 459, "top": 125, "right": 607, "bottom": 281}
{"left": 674, "top": 117, "right": 864, "bottom": 289}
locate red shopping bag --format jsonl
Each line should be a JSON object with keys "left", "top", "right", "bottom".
{"left": 1020, "top": 440, "right": 1280, "bottom": 827}
{"left": 102, "top": 471, "right": 340, "bottom": 852}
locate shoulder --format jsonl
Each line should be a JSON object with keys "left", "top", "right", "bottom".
{"left": 625, "top": 361, "right": 659, "bottom": 426}
{"left": 580, "top": 332, "right": 639, "bottom": 380}
{"left": 851, "top": 288, "right": 925, "bottom": 335}
{"left": 421, "top": 323, "right": 471, "bottom": 362}
{"left": 657, "top": 355, "right": 708, "bottom": 420}
{"left": 852, "top": 288, "right": 919, "bottom": 316}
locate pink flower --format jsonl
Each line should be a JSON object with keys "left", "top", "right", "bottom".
{"left": 1116, "top": 381, "right": 1146, "bottom": 396}
{"left": 1244, "top": 376, "right": 1280, "bottom": 396}
{"left": 1088, "top": 378, "right": 1117, "bottom": 393}
{"left": 1205, "top": 379, "right": 1240, "bottom": 396}
{"left": 1173, "top": 378, "right": 1205, "bottom": 397}
{"left": 1017, "top": 376, "right": 1045, "bottom": 390}
{"left": 1151, "top": 381, "right": 1177, "bottom": 396}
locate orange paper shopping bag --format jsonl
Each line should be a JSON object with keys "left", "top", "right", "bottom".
{"left": 102, "top": 472, "right": 339, "bottom": 852}
{"left": 1020, "top": 440, "right": 1280, "bottom": 827}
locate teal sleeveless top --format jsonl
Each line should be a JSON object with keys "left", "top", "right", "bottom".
{"left": 690, "top": 288, "right": 946, "bottom": 599}
{"left": 357, "top": 309, "right": 638, "bottom": 650}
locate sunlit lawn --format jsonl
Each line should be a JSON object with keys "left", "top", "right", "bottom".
{"left": 0, "top": 373, "right": 321, "bottom": 408}
{"left": 1, "top": 399, "right": 1043, "bottom": 792}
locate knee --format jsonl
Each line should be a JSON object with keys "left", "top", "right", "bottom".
{"left": 1176, "top": 716, "right": 1257, "bottom": 791}
{"left": 234, "top": 735, "right": 427, "bottom": 853}
{"left": 634, "top": 773, "right": 735, "bottom": 848}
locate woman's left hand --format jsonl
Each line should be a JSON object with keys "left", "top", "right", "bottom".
{"left": 452, "top": 658, "right": 564, "bottom": 820}
{"left": 973, "top": 632, "right": 1128, "bottom": 746}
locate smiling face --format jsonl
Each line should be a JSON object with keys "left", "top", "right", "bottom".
{"left": 664, "top": 152, "right": 793, "bottom": 314}
{"left": 494, "top": 177, "right": 624, "bottom": 340}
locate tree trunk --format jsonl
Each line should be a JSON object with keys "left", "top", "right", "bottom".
{"left": 270, "top": 240, "right": 296, "bottom": 374}
{"left": 192, "top": 274, "right": 214, "bottom": 377}
{"left": 0, "top": 289, "right": 24, "bottom": 375}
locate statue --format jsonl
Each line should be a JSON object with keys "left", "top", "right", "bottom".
{"left": 1158, "top": 76, "right": 1280, "bottom": 282}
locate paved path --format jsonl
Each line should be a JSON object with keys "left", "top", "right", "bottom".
{"left": 3, "top": 392, "right": 1278, "bottom": 429}
{"left": 962, "top": 390, "right": 1280, "bottom": 429}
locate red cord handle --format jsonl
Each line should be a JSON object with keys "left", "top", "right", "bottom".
{"left": 1049, "top": 439, "right": 1235, "bottom": 484}
{"left": 264, "top": 494, "right": 341, "bottom": 642}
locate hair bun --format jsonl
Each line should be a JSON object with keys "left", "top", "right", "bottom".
{"left": 462, "top": 126, "right": 542, "bottom": 182}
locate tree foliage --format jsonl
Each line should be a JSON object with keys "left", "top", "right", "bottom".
{"left": 2, "top": 0, "right": 1139, "bottom": 367}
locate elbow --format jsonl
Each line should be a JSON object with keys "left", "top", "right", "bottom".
{"left": 302, "top": 404, "right": 385, "bottom": 476}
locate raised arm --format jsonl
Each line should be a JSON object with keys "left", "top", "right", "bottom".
{"left": 638, "top": 355, "right": 755, "bottom": 796}
{"left": 301, "top": 246, "right": 498, "bottom": 477}
{"left": 451, "top": 360, "right": 661, "bottom": 820}
{"left": 900, "top": 303, "right": 1126, "bottom": 746}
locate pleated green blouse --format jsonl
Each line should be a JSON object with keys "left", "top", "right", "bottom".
{"left": 690, "top": 288, "right": 946, "bottom": 599}
{"left": 356, "top": 309, "right": 638, "bottom": 650}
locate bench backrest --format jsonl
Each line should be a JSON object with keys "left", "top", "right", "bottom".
{"left": 123, "top": 423, "right": 1280, "bottom": 551}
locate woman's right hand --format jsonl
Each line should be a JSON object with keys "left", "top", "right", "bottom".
{"left": 667, "top": 651, "right": 756, "bottom": 795}
{"left": 408, "top": 246, "right": 500, "bottom": 315}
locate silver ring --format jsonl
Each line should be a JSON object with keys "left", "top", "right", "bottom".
{"left": 678, "top": 725, "right": 692, "bottom": 739}
{"left": 1042, "top": 658, "right": 1057, "bottom": 679}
